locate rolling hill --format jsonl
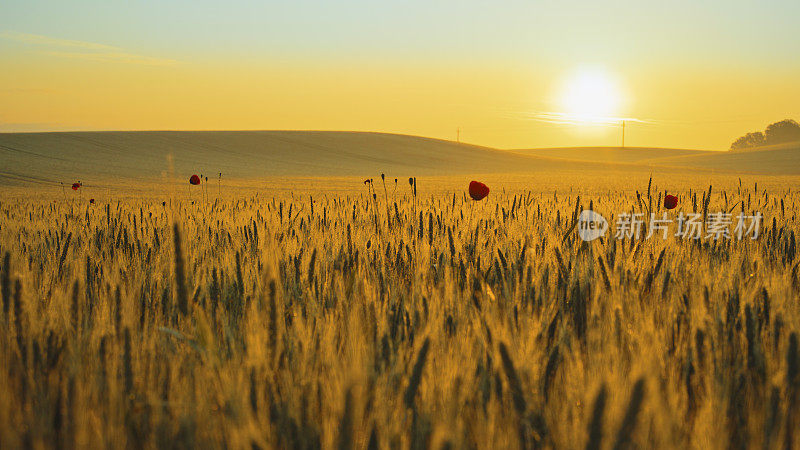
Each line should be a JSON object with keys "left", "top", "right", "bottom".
{"left": 643, "top": 142, "right": 800, "bottom": 175}
{"left": 1, "top": 132, "right": 799, "bottom": 189}
{"left": 0, "top": 131, "right": 597, "bottom": 187}
{"left": 511, "top": 146, "right": 714, "bottom": 164}
{"left": 512, "top": 144, "right": 800, "bottom": 175}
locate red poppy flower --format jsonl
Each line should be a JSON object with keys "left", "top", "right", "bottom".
{"left": 664, "top": 194, "right": 679, "bottom": 210}
{"left": 71, "top": 182, "right": 81, "bottom": 190}
{"left": 189, "top": 174, "right": 201, "bottom": 185}
{"left": 469, "top": 181, "right": 490, "bottom": 201}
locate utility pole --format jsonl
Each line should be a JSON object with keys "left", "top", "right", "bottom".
{"left": 457, "top": 127, "right": 460, "bottom": 143}
{"left": 621, "top": 120, "right": 625, "bottom": 148}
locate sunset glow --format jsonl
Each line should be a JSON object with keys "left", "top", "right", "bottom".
{"left": 2, "top": 0, "right": 800, "bottom": 149}
{"left": 559, "top": 68, "right": 622, "bottom": 124}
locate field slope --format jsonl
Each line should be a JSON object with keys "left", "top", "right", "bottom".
{"left": 512, "top": 144, "right": 800, "bottom": 174}
{"left": 2, "top": 132, "right": 799, "bottom": 188}
{"left": 511, "top": 146, "right": 714, "bottom": 164}
{"left": 647, "top": 141, "right": 800, "bottom": 175}
{"left": 0, "top": 131, "right": 591, "bottom": 186}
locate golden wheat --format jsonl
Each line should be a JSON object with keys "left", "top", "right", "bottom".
{"left": 0, "top": 175, "right": 798, "bottom": 449}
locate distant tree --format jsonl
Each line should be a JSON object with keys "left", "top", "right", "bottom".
{"left": 730, "top": 119, "right": 800, "bottom": 150}
{"left": 730, "top": 131, "right": 765, "bottom": 150}
{"left": 764, "top": 119, "right": 800, "bottom": 145}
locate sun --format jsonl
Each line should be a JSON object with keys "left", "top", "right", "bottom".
{"left": 559, "top": 68, "right": 621, "bottom": 121}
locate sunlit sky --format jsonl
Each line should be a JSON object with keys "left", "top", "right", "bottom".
{"left": 1, "top": 0, "right": 799, "bottom": 149}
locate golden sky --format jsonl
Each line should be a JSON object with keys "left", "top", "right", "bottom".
{"left": 2, "top": 1, "right": 800, "bottom": 150}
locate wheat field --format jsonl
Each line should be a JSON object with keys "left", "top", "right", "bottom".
{"left": 1, "top": 174, "right": 799, "bottom": 449}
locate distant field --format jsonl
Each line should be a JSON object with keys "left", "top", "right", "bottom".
{"left": 650, "top": 143, "right": 800, "bottom": 175}
{"left": 0, "top": 131, "right": 591, "bottom": 187}
{"left": 511, "top": 146, "right": 714, "bottom": 164}
{"left": 3, "top": 132, "right": 800, "bottom": 192}
{"left": 512, "top": 144, "right": 800, "bottom": 175}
